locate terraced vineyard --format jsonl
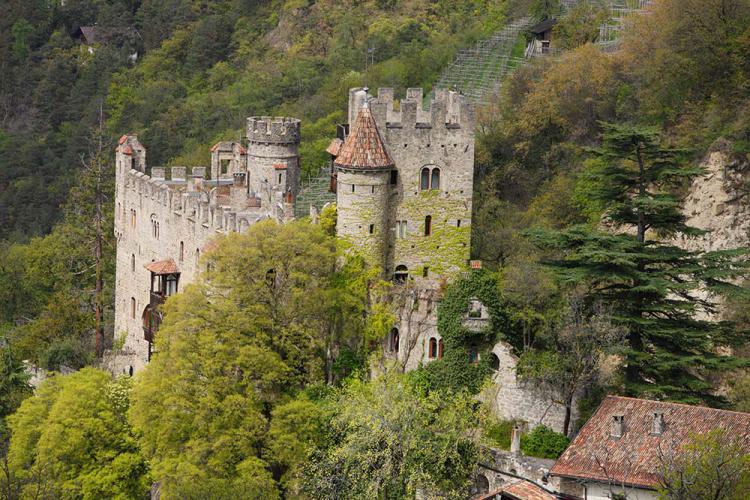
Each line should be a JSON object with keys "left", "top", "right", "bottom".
{"left": 434, "top": 0, "right": 653, "bottom": 105}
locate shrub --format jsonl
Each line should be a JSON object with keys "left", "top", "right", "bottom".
{"left": 520, "top": 425, "right": 570, "bottom": 459}
{"left": 483, "top": 417, "right": 516, "bottom": 450}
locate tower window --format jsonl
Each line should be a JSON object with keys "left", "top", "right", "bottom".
{"left": 396, "top": 220, "right": 407, "bottom": 239}
{"left": 369, "top": 224, "right": 374, "bottom": 234}
{"left": 278, "top": 173, "right": 283, "bottom": 184}
{"left": 371, "top": 185, "right": 375, "bottom": 194}
{"left": 179, "top": 242, "right": 184, "bottom": 262}
{"left": 389, "top": 328, "right": 399, "bottom": 353}
{"left": 431, "top": 168, "right": 440, "bottom": 190}
{"left": 131, "top": 297, "right": 136, "bottom": 319}
{"left": 390, "top": 170, "right": 398, "bottom": 185}
{"left": 351, "top": 184, "right": 355, "bottom": 193}
{"left": 420, "top": 168, "right": 430, "bottom": 190}
{"left": 422, "top": 267, "right": 429, "bottom": 278}
{"left": 394, "top": 265, "right": 409, "bottom": 284}
{"left": 457, "top": 219, "right": 462, "bottom": 228}
{"left": 429, "top": 338, "right": 438, "bottom": 359}
{"left": 131, "top": 254, "right": 135, "bottom": 272}
{"left": 424, "top": 215, "right": 432, "bottom": 236}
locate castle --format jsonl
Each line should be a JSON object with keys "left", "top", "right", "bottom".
{"left": 112, "top": 87, "right": 571, "bottom": 431}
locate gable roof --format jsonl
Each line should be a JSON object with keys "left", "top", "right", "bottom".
{"left": 326, "top": 137, "right": 343, "bottom": 156}
{"left": 530, "top": 19, "right": 557, "bottom": 34}
{"left": 550, "top": 396, "right": 750, "bottom": 489}
{"left": 477, "top": 480, "right": 558, "bottom": 500}
{"left": 145, "top": 259, "right": 180, "bottom": 275}
{"left": 334, "top": 105, "right": 394, "bottom": 170}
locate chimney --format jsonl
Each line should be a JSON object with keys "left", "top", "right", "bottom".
{"left": 511, "top": 423, "right": 523, "bottom": 455}
{"left": 611, "top": 415, "right": 624, "bottom": 438}
{"left": 652, "top": 411, "right": 665, "bottom": 435}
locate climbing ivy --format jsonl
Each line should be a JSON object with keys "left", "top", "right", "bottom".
{"left": 421, "top": 269, "right": 517, "bottom": 393}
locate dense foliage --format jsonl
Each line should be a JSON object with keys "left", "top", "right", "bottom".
{"left": 4, "top": 368, "right": 149, "bottom": 499}
{"left": 302, "top": 371, "right": 482, "bottom": 500}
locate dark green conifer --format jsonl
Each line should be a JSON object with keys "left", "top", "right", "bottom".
{"left": 530, "top": 123, "right": 749, "bottom": 403}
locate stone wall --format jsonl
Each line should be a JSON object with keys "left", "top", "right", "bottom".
{"left": 113, "top": 127, "right": 300, "bottom": 372}
{"left": 483, "top": 341, "right": 575, "bottom": 433}
{"left": 342, "top": 88, "right": 474, "bottom": 286}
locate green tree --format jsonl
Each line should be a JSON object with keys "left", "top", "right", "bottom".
{"left": 130, "top": 220, "right": 379, "bottom": 497}
{"left": 5, "top": 368, "right": 149, "bottom": 499}
{"left": 301, "top": 371, "right": 482, "bottom": 499}
{"left": 530, "top": 124, "right": 750, "bottom": 403}
{"left": 517, "top": 297, "right": 626, "bottom": 436}
{"left": 658, "top": 429, "right": 750, "bottom": 499}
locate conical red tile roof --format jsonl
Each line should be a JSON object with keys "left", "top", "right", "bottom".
{"left": 334, "top": 106, "right": 394, "bottom": 170}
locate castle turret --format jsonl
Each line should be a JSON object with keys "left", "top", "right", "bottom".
{"left": 335, "top": 102, "right": 395, "bottom": 272}
{"left": 337, "top": 88, "right": 475, "bottom": 285}
{"left": 246, "top": 117, "right": 301, "bottom": 205}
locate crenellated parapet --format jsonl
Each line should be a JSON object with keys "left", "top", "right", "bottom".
{"left": 348, "top": 87, "right": 474, "bottom": 133}
{"left": 247, "top": 116, "right": 301, "bottom": 145}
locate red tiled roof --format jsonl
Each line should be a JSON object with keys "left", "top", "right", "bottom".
{"left": 118, "top": 135, "right": 128, "bottom": 145}
{"left": 550, "top": 396, "right": 750, "bottom": 489}
{"left": 477, "top": 480, "right": 557, "bottom": 500}
{"left": 334, "top": 105, "right": 394, "bottom": 170}
{"left": 238, "top": 145, "right": 247, "bottom": 154}
{"left": 274, "top": 163, "right": 287, "bottom": 170}
{"left": 326, "top": 138, "right": 343, "bottom": 156}
{"left": 121, "top": 145, "right": 133, "bottom": 155}
{"left": 145, "top": 259, "right": 180, "bottom": 275}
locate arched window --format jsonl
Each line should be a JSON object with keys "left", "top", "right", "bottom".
{"left": 469, "top": 345, "right": 479, "bottom": 364}
{"left": 438, "top": 339, "right": 444, "bottom": 359}
{"left": 389, "top": 328, "right": 399, "bottom": 353}
{"left": 130, "top": 297, "right": 136, "bottom": 319}
{"left": 424, "top": 215, "right": 432, "bottom": 236}
{"left": 475, "top": 475, "right": 490, "bottom": 495}
{"left": 431, "top": 168, "right": 440, "bottom": 190}
{"left": 429, "top": 338, "right": 438, "bottom": 359}
{"left": 420, "top": 167, "right": 430, "bottom": 190}
{"left": 489, "top": 352, "right": 500, "bottom": 371}
{"left": 394, "top": 265, "right": 409, "bottom": 284}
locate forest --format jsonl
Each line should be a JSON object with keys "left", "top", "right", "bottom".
{"left": 2, "top": 0, "right": 750, "bottom": 498}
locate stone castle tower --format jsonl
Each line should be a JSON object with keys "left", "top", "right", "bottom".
{"left": 109, "top": 87, "right": 571, "bottom": 434}
{"left": 332, "top": 87, "right": 475, "bottom": 285}
{"left": 112, "top": 117, "right": 301, "bottom": 372}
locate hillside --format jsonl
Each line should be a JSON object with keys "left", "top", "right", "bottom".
{"left": 2, "top": 1, "right": 750, "bottom": 498}
{"left": 0, "top": 0, "right": 513, "bottom": 240}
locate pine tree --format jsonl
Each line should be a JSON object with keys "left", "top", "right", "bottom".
{"left": 530, "top": 123, "right": 749, "bottom": 403}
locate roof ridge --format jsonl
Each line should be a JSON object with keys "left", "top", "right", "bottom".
{"left": 605, "top": 395, "right": 750, "bottom": 416}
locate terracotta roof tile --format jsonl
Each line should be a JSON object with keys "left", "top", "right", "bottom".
{"left": 274, "top": 163, "right": 287, "bottom": 170}
{"left": 121, "top": 145, "right": 133, "bottom": 155}
{"left": 334, "top": 106, "right": 394, "bottom": 170}
{"left": 326, "top": 138, "right": 343, "bottom": 156}
{"left": 477, "top": 480, "right": 557, "bottom": 500}
{"left": 238, "top": 145, "right": 247, "bottom": 154}
{"left": 145, "top": 259, "right": 180, "bottom": 275}
{"left": 118, "top": 135, "right": 129, "bottom": 145}
{"left": 550, "top": 396, "right": 750, "bottom": 489}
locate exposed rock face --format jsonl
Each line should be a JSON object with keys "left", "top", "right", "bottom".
{"left": 675, "top": 144, "right": 750, "bottom": 253}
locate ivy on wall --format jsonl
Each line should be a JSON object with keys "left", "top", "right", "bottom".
{"left": 421, "top": 269, "right": 517, "bottom": 393}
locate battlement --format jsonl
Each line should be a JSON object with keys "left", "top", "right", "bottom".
{"left": 247, "top": 116, "right": 301, "bottom": 144}
{"left": 348, "top": 87, "right": 474, "bottom": 132}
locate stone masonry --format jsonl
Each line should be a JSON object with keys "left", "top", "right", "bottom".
{"left": 110, "top": 88, "right": 570, "bottom": 433}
